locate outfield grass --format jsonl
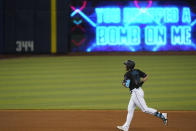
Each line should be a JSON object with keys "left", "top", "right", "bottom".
{"left": 0, "top": 55, "right": 196, "bottom": 110}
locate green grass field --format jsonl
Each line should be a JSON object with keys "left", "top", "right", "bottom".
{"left": 0, "top": 55, "right": 196, "bottom": 110}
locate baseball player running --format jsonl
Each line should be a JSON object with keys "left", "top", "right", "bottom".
{"left": 117, "top": 60, "right": 168, "bottom": 131}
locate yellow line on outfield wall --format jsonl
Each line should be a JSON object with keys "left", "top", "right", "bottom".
{"left": 51, "top": 0, "right": 57, "bottom": 53}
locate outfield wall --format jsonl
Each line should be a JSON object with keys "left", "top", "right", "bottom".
{"left": 0, "top": 0, "right": 70, "bottom": 54}
{"left": 56, "top": 0, "right": 70, "bottom": 53}
{"left": 0, "top": 0, "right": 3, "bottom": 53}
{"left": 1, "top": 0, "right": 196, "bottom": 54}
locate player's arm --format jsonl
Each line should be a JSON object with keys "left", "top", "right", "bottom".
{"left": 122, "top": 81, "right": 126, "bottom": 87}
{"left": 122, "top": 72, "right": 131, "bottom": 87}
{"left": 141, "top": 75, "right": 148, "bottom": 83}
{"left": 122, "top": 77, "right": 127, "bottom": 87}
{"left": 137, "top": 69, "right": 147, "bottom": 86}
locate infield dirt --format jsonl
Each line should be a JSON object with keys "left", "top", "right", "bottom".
{"left": 0, "top": 110, "right": 195, "bottom": 131}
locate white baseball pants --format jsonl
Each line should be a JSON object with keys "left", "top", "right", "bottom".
{"left": 123, "top": 87, "right": 157, "bottom": 129}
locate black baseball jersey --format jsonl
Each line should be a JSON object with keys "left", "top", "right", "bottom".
{"left": 123, "top": 69, "right": 147, "bottom": 91}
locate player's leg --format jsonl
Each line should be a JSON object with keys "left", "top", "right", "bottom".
{"left": 117, "top": 96, "right": 136, "bottom": 131}
{"left": 123, "top": 96, "right": 136, "bottom": 129}
{"left": 154, "top": 112, "right": 168, "bottom": 125}
{"left": 132, "top": 88, "right": 167, "bottom": 125}
{"left": 132, "top": 88, "right": 157, "bottom": 114}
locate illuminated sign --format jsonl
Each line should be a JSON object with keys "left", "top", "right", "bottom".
{"left": 70, "top": 0, "right": 196, "bottom": 52}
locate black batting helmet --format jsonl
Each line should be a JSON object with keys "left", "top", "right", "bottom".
{"left": 124, "top": 60, "right": 135, "bottom": 70}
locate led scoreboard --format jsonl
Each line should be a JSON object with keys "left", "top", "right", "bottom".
{"left": 70, "top": 0, "right": 196, "bottom": 52}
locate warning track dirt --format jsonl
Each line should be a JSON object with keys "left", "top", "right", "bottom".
{"left": 0, "top": 110, "right": 195, "bottom": 131}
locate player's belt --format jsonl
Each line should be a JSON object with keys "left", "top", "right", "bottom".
{"left": 130, "top": 87, "right": 140, "bottom": 94}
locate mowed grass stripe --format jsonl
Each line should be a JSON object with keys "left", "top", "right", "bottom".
{"left": 0, "top": 55, "right": 196, "bottom": 110}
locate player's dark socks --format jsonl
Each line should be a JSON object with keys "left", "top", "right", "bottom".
{"left": 154, "top": 112, "right": 165, "bottom": 120}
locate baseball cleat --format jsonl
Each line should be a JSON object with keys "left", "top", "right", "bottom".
{"left": 117, "top": 126, "right": 128, "bottom": 131}
{"left": 162, "top": 113, "right": 168, "bottom": 126}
